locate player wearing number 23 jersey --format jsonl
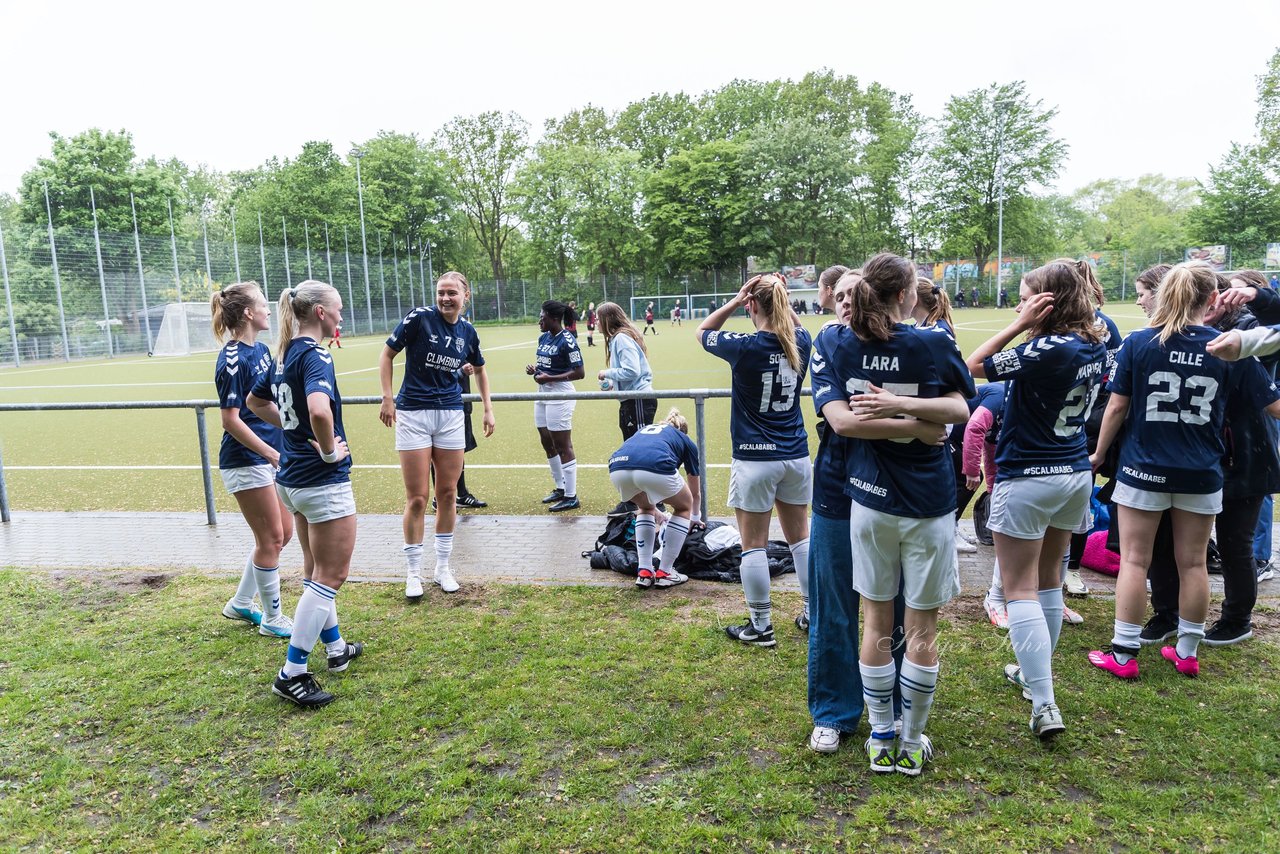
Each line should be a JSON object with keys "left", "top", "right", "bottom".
{"left": 702, "top": 326, "right": 812, "bottom": 461}
{"left": 253, "top": 336, "right": 352, "bottom": 488}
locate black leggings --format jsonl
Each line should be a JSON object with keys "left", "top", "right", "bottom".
{"left": 1148, "top": 495, "right": 1263, "bottom": 625}
{"left": 619, "top": 398, "right": 658, "bottom": 441}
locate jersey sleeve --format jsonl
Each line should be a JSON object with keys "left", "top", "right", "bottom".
{"left": 215, "top": 357, "right": 240, "bottom": 410}
{"left": 983, "top": 337, "right": 1064, "bottom": 382}
{"left": 250, "top": 358, "right": 274, "bottom": 400}
{"left": 1231, "top": 357, "right": 1280, "bottom": 410}
{"left": 564, "top": 332, "right": 582, "bottom": 367}
{"left": 701, "top": 330, "right": 748, "bottom": 364}
{"left": 385, "top": 309, "right": 420, "bottom": 352}
{"left": 466, "top": 325, "right": 485, "bottom": 368}
{"left": 303, "top": 347, "right": 338, "bottom": 399}
{"left": 1107, "top": 335, "right": 1136, "bottom": 396}
{"left": 929, "top": 331, "right": 977, "bottom": 399}
{"left": 679, "top": 432, "right": 701, "bottom": 477}
{"left": 809, "top": 328, "right": 846, "bottom": 415}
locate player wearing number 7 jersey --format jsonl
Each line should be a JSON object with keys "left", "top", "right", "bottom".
{"left": 967, "top": 260, "right": 1108, "bottom": 742}
{"left": 1088, "top": 262, "right": 1280, "bottom": 682}
{"left": 699, "top": 273, "right": 812, "bottom": 648}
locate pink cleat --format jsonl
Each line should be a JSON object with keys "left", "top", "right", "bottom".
{"left": 1160, "top": 646, "right": 1200, "bottom": 678}
{"left": 1088, "top": 649, "right": 1139, "bottom": 679}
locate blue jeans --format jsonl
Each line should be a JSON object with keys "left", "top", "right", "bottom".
{"left": 807, "top": 512, "right": 907, "bottom": 732}
{"left": 1253, "top": 494, "right": 1273, "bottom": 562}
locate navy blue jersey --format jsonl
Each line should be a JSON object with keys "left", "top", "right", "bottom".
{"left": 535, "top": 329, "right": 582, "bottom": 379}
{"left": 608, "top": 423, "right": 701, "bottom": 477}
{"left": 702, "top": 326, "right": 812, "bottom": 461}
{"left": 970, "top": 381, "right": 1007, "bottom": 416}
{"left": 252, "top": 337, "right": 351, "bottom": 488}
{"left": 1097, "top": 310, "right": 1122, "bottom": 378}
{"left": 984, "top": 333, "right": 1108, "bottom": 481}
{"left": 386, "top": 307, "right": 485, "bottom": 411}
{"left": 813, "top": 324, "right": 975, "bottom": 518}
{"left": 809, "top": 325, "right": 852, "bottom": 518}
{"left": 215, "top": 340, "right": 281, "bottom": 469}
{"left": 922, "top": 319, "right": 955, "bottom": 340}
{"left": 1109, "top": 326, "right": 1279, "bottom": 494}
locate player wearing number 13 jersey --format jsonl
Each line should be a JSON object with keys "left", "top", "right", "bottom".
{"left": 699, "top": 273, "right": 812, "bottom": 650}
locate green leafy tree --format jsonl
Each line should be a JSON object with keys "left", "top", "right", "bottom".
{"left": 1256, "top": 47, "right": 1280, "bottom": 165}
{"left": 614, "top": 93, "right": 699, "bottom": 168}
{"left": 514, "top": 140, "right": 577, "bottom": 283}
{"left": 1187, "top": 143, "right": 1280, "bottom": 250}
{"left": 568, "top": 146, "right": 648, "bottom": 284}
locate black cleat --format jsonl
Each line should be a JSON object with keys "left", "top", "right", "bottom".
{"left": 607, "top": 500, "right": 637, "bottom": 517}
{"left": 272, "top": 672, "right": 335, "bottom": 708}
{"left": 541, "top": 488, "right": 565, "bottom": 505}
{"left": 795, "top": 614, "right": 810, "bottom": 634}
{"left": 327, "top": 641, "right": 364, "bottom": 673}
{"left": 458, "top": 493, "right": 488, "bottom": 508}
{"left": 549, "top": 495, "right": 581, "bottom": 513}
{"left": 725, "top": 622, "right": 776, "bottom": 647}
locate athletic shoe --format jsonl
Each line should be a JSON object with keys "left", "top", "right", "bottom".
{"left": 1063, "top": 606, "right": 1084, "bottom": 625}
{"left": 222, "top": 599, "right": 263, "bottom": 627}
{"left": 865, "top": 736, "right": 897, "bottom": 773}
{"left": 1003, "top": 663, "right": 1032, "bottom": 702}
{"left": 1139, "top": 612, "right": 1178, "bottom": 646}
{"left": 457, "top": 493, "right": 488, "bottom": 508}
{"left": 541, "top": 488, "right": 565, "bottom": 505}
{"left": 955, "top": 526, "right": 977, "bottom": 554}
{"left": 406, "top": 573, "right": 424, "bottom": 600}
{"left": 983, "top": 595, "right": 1009, "bottom": 630}
{"left": 434, "top": 568, "right": 460, "bottom": 594}
{"left": 1160, "top": 645, "right": 1199, "bottom": 677}
{"left": 548, "top": 496, "right": 581, "bottom": 513}
{"left": 725, "top": 622, "right": 776, "bottom": 648}
{"left": 1030, "top": 702, "right": 1066, "bottom": 741}
{"left": 258, "top": 612, "right": 293, "bottom": 638}
{"left": 895, "top": 734, "right": 934, "bottom": 776}
{"left": 1202, "top": 620, "right": 1253, "bottom": 647}
{"left": 327, "top": 641, "right": 364, "bottom": 673}
{"left": 272, "top": 672, "right": 334, "bottom": 709}
{"left": 635, "top": 569, "right": 655, "bottom": 589}
{"left": 794, "top": 613, "right": 810, "bottom": 633}
{"left": 1087, "top": 648, "right": 1139, "bottom": 679}
{"left": 607, "top": 501, "right": 637, "bottom": 517}
{"left": 809, "top": 726, "right": 840, "bottom": 754}
{"left": 654, "top": 569, "right": 688, "bottom": 588}
{"left": 955, "top": 525, "right": 978, "bottom": 546}
{"left": 1257, "top": 560, "right": 1275, "bottom": 583}
{"left": 1064, "top": 569, "right": 1089, "bottom": 597}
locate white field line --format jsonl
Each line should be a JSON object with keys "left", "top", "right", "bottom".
{"left": 7, "top": 463, "right": 735, "bottom": 471}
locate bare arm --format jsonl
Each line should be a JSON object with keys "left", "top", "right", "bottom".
{"left": 967, "top": 292, "right": 1054, "bottom": 378}
{"left": 378, "top": 346, "right": 398, "bottom": 427}
{"left": 1088, "top": 392, "right": 1130, "bottom": 470}
{"left": 307, "top": 392, "right": 349, "bottom": 462}
{"left": 851, "top": 388, "right": 969, "bottom": 425}
{"left": 220, "top": 407, "right": 280, "bottom": 467}
{"left": 822, "top": 400, "right": 946, "bottom": 445}
{"left": 246, "top": 392, "right": 282, "bottom": 429}
{"left": 473, "top": 364, "right": 495, "bottom": 437}
{"left": 698, "top": 281, "right": 752, "bottom": 340}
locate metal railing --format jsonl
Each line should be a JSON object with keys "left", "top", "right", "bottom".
{"left": 0, "top": 388, "right": 814, "bottom": 525}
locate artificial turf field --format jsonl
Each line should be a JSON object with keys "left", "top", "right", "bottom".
{"left": 0, "top": 306, "right": 1151, "bottom": 517}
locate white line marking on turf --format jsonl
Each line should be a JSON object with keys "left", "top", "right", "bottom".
{"left": 7, "top": 463, "right": 736, "bottom": 471}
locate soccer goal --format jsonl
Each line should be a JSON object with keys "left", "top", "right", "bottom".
{"left": 627, "top": 295, "right": 692, "bottom": 323}
{"left": 686, "top": 287, "right": 829, "bottom": 318}
{"left": 151, "top": 303, "right": 221, "bottom": 357}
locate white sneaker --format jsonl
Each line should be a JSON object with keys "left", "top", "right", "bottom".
{"left": 809, "top": 725, "right": 840, "bottom": 753}
{"left": 955, "top": 528, "right": 978, "bottom": 554}
{"left": 955, "top": 525, "right": 977, "bottom": 545}
{"left": 1063, "top": 605, "right": 1084, "bottom": 625}
{"left": 259, "top": 612, "right": 294, "bottom": 638}
{"left": 983, "top": 595, "right": 1009, "bottom": 630}
{"left": 1030, "top": 702, "right": 1066, "bottom": 741}
{"left": 434, "top": 567, "right": 460, "bottom": 593}
{"left": 1064, "top": 569, "right": 1089, "bottom": 597}
{"left": 405, "top": 573, "right": 424, "bottom": 600}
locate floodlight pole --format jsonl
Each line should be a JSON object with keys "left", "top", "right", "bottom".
{"left": 304, "top": 219, "right": 313, "bottom": 279}
{"left": 351, "top": 148, "right": 374, "bottom": 334}
{"left": 257, "top": 212, "right": 269, "bottom": 299}
{"left": 0, "top": 221, "right": 20, "bottom": 366}
{"left": 167, "top": 199, "right": 183, "bottom": 308}
{"left": 130, "top": 194, "right": 154, "bottom": 353}
{"left": 230, "top": 207, "right": 241, "bottom": 281}
{"left": 89, "top": 187, "right": 114, "bottom": 357}
{"left": 282, "top": 218, "right": 292, "bottom": 287}
{"left": 44, "top": 182, "right": 71, "bottom": 360}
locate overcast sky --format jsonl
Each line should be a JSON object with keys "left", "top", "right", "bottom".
{"left": 2, "top": 0, "right": 1277, "bottom": 198}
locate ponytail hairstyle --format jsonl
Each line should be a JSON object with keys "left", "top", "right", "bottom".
{"left": 276, "top": 279, "right": 341, "bottom": 361}
{"left": 849, "top": 252, "right": 915, "bottom": 342}
{"left": 541, "top": 299, "right": 567, "bottom": 326}
{"left": 595, "top": 301, "right": 646, "bottom": 366}
{"left": 1052, "top": 257, "right": 1106, "bottom": 307}
{"left": 1135, "top": 263, "right": 1172, "bottom": 293}
{"left": 663, "top": 406, "right": 689, "bottom": 434}
{"left": 914, "top": 277, "right": 953, "bottom": 329}
{"left": 1149, "top": 262, "right": 1217, "bottom": 344}
{"left": 436, "top": 271, "right": 471, "bottom": 306}
{"left": 1020, "top": 261, "right": 1103, "bottom": 343}
{"left": 744, "top": 272, "right": 801, "bottom": 372}
{"left": 818, "top": 264, "right": 848, "bottom": 291}
{"left": 210, "top": 281, "right": 264, "bottom": 343}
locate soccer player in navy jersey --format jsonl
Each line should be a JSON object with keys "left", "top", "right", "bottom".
{"left": 379, "top": 272, "right": 495, "bottom": 599}
{"left": 211, "top": 281, "right": 294, "bottom": 639}
{"left": 816, "top": 253, "right": 973, "bottom": 775}
{"left": 698, "top": 273, "right": 812, "bottom": 648}
{"left": 967, "top": 260, "right": 1108, "bottom": 741}
{"left": 607, "top": 408, "right": 703, "bottom": 589}
{"left": 527, "top": 300, "right": 585, "bottom": 512}
{"left": 1090, "top": 263, "right": 1280, "bottom": 680}
{"left": 248, "top": 281, "right": 361, "bottom": 709}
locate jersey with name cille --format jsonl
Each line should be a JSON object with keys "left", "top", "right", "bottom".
{"left": 983, "top": 333, "right": 1108, "bottom": 481}
{"left": 215, "top": 339, "right": 281, "bottom": 469}
{"left": 808, "top": 324, "right": 852, "bottom": 518}
{"left": 1109, "top": 325, "right": 1279, "bottom": 493}
{"left": 608, "top": 423, "right": 701, "bottom": 477}
{"left": 702, "top": 327, "right": 812, "bottom": 461}
{"left": 813, "top": 324, "right": 975, "bottom": 518}
{"left": 386, "top": 307, "right": 485, "bottom": 410}
{"left": 252, "top": 337, "right": 352, "bottom": 488}
{"left": 535, "top": 329, "right": 582, "bottom": 393}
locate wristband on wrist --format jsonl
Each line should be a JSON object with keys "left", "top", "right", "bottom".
{"left": 319, "top": 447, "right": 340, "bottom": 463}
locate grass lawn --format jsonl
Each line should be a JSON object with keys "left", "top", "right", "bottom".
{"left": 0, "top": 307, "right": 1153, "bottom": 517}
{"left": 1, "top": 569, "right": 1277, "bottom": 852}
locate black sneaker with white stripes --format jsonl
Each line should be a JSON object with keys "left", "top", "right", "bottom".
{"left": 327, "top": 641, "right": 364, "bottom": 673}
{"left": 541, "top": 488, "right": 565, "bottom": 505}
{"left": 725, "top": 622, "right": 776, "bottom": 647}
{"left": 272, "top": 672, "right": 335, "bottom": 709}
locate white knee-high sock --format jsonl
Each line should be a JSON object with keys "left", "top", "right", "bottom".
{"left": 547, "top": 454, "right": 564, "bottom": 489}
{"left": 562, "top": 460, "right": 577, "bottom": 498}
{"left": 634, "top": 514, "right": 656, "bottom": 571}
{"left": 859, "top": 660, "right": 897, "bottom": 738}
{"left": 403, "top": 543, "right": 424, "bottom": 578}
{"left": 254, "top": 563, "right": 282, "bottom": 619}
{"left": 1006, "top": 599, "right": 1055, "bottom": 710}
{"left": 789, "top": 538, "right": 810, "bottom": 621}
{"left": 899, "top": 659, "right": 939, "bottom": 748}
{"left": 234, "top": 553, "right": 257, "bottom": 606}
{"left": 320, "top": 599, "right": 345, "bottom": 657}
{"left": 1038, "top": 587, "right": 1064, "bottom": 652}
{"left": 740, "top": 547, "right": 772, "bottom": 630}
{"left": 1176, "top": 618, "right": 1205, "bottom": 659}
{"left": 658, "top": 516, "right": 690, "bottom": 572}
{"left": 282, "top": 579, "right": 336, "bottom": 677}
{"left": 434, "top": 533, "right": 454, "bottom": 573}
{"left": 1111, "top": 619, "right": 1142, "bottom": 663}
{"left": 988, "top": 559, "right": 1005, "bottom": 606}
